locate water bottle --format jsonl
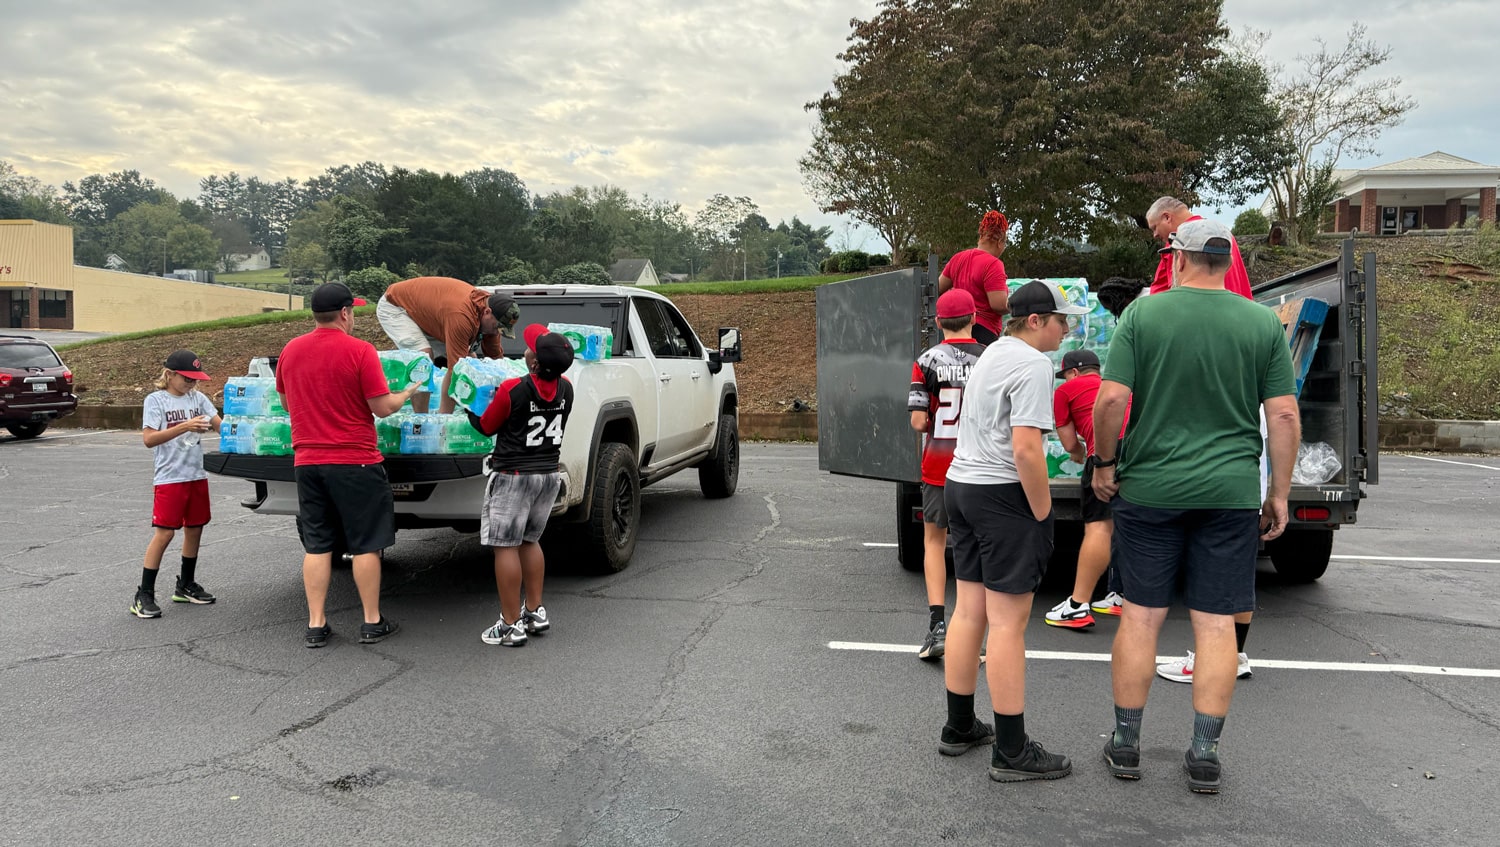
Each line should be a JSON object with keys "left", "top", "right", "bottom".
{"left": 223, "top": 377, "right": 266, "bottom": 416}
{"left": 252, "top": 416, "right": 293, "bottom": 456}
{"left": 400, "top": 413, "right": 442, "bottom": 454}
{"left": 440, "top": 413, "right": 494, "bottom": 454}
{"left": 378, "top": 350, "right": 434, "bottom": 393}
{"left": 376, "top": 412, "right": 406, "bottom": 455}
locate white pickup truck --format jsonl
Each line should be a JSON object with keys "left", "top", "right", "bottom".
{"left": 204, "top": 284, "right": 742, "bottom": 572}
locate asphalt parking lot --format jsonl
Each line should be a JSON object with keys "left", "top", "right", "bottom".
{"left": 2, "top": 432, "right": 1497, "bottom": 846}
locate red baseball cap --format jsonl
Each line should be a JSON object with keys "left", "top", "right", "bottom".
{"left": 936, "top": 289, "right": 976, "bottom": 319}
{"left": 523, "top": 323, "right": 548, "bottom": 351}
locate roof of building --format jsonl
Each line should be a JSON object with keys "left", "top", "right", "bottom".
{"left": 608, "top": 258, "right": 652, "bottom": 282}
{"left": 1355, "top": 151, "right": 1499, "bottom": 175}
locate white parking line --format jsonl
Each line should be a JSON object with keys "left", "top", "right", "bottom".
{"left": 1402, "top": 454, "right": 1500, "bottom": 472}
{"left": 862, "top": 542, "right": 898, "bottom": 548}
{"left": 1331, "top": 554, "right": 1500, "bottom": 565}
{"left": 17, "top": 429, "right": 123, "bottom": 441}
{"left": 827, "top": 642, "right": 1500, "bottom": 678}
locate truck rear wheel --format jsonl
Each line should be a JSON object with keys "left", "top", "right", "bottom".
{"left": 698, "top": 414, "right": 739, "bottom": 499}
{"left": 1266, "top": 529, "right": 1334, "bottom": 584}
{"left": 6, "top": 421, "right": 48, "bottom": 439}
{"left": 586, "top": 442, "right": 640, "bottom": 572}
{"left": 897, "top": 483, "right": 924, "bottom": 572}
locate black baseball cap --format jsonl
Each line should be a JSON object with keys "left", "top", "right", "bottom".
{"left": 487, "top": 292, "right": 520, "bottom": 338}
{"left": 533, "top": 332, "right": 575, "bottom": 380}
{"left": 164, "top": 349, "right": 210, "bottom": 380}
{"left": 1008, "top": 280, "right": 1091, "bottom": 318}
{"left": 310, "top": 282, "right": 355, "bottom": 312}
{"left": 1055, "top": 348, "right": 1101, "bottom": 378}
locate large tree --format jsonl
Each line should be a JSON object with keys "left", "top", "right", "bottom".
{"left": 1259, "top": 24, "right": 1416, "bottom": 244}
{"left": 806, "top": 0, "right": 1231, "bottom": 252}
{"left": 105, "top": 202, "right": 218, "bottom": 273}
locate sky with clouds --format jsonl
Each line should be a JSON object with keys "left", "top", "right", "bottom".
{"left": 3, "top": 1, "right": 1497, "bottom": 247}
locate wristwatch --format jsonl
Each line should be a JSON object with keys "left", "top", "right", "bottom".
{"left": 1092, "top": 456, "right": 1118, "bottom": 468}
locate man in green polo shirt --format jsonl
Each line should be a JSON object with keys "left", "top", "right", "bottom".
{"left": 1089, "top": 218, "right": 1300, "bottom": 794}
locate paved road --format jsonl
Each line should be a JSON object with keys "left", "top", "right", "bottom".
{"left": 1, "top": 328, "right": 114, "bottom": 347}
{"left": 2, "top": 435, "right": 1497, "bottom": 846}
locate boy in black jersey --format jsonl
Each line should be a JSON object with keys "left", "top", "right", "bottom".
{"left": 469, "top": 327, "right": 575, "bottom": 646}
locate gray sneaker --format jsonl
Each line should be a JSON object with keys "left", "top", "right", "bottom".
{"left": 918, "top": 620, "right": 947, "bottom": 662}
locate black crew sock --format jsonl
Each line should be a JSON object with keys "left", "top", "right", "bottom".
{"left": 181, "top": 556, "right": 197, "bottom": 585}
{"left": 929, "top": 605, "right": 945, "bottom": 628}
{"left": 1190, "top": 712, "right": 1226, "bottom": 759}
{"left": 141, "top": 567, "right": 159, "bottom": 593}
{"left": 994, "top": 712, "right": 1026, "bottom": 758}
{"left": 1234, "top": 621, "right": 1250, "bottom": 653}
{"left": 945, "top": 690, "right": 975, "bottom": 732}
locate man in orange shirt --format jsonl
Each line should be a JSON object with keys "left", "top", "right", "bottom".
{"left": 376, "top": 276, "right": 520, "bottom": 413}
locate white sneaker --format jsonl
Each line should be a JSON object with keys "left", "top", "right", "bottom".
{"left": 480, "top": 617, "right": 528, "bottom": 647}
{"left": 1090, "top": 592, "right": 1124, "bottom": 616}
{"left": 522, "top": 604, "right": 550, "bottom": 635}
{"left": 1044, "top": 598, "right": 1096, "bottom": 629}
{"left": 1155, "top": 650, "right": 1253, "bottom": 683}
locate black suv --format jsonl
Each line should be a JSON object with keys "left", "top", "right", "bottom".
{"left": 0, "top": 335, "right": 78, "bottom": 439}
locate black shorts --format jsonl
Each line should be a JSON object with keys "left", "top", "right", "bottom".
{"left": 971, "top": 323, "right": 999, "bottom": 345}
{"left": 1111, "top": 497, "right": 1259, "bottom": 614}
{"left": 921, "top": 482, "right": 948, "bottom": 528}
{"left": 1080, "top": 456, "right": 1113, "bottom": 524}
{"left": 294, "top": 464, "right": 397, "bottom": 556}
{"left": 944, "top": 480, "right": 1053, "bottom": 594}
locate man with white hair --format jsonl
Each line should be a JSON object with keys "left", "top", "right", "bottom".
{"left": 1145, "top": 196, "right": 1252, "bottom": 298}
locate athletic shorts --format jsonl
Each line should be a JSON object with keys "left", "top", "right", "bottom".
{"left": 152, "top": 479, "right": 211, "bottom": 529}
{"left": 294, "top": 464, "right": 396, "bottom": 556}
{"left": 376, "top": 295, "right": 445, "bottom": 359}
{"left": 1111, "top": 497, "right": 1259, "bottom": 615}
{"left": 944, "top": 480, "right": 1054, "bottom": 594}
{"left": 1080, "top": 456, "right": 1112, "bottom": 524}
{"left": 481, "top": 471, "right": 560, "bottom": 547}
{"left": 921, "top": 482, "right": 948, "bottom": 528}
{"left": 971, "top": 323, "right": 999, "bottom": 345}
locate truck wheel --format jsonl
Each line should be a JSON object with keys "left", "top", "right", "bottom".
{"left": 1266, "top": 529, "right": 1334, "bottom": 584}
{"left": 698, "top": 414, "right": 739, "bottom": 499}
{"left": 5, "top": 421, "right": 48, "bottom": 439}
{"left": 587, "top": 442, "right": 640, "bottom": 572}
{"left": 897, "top": 483, "right": 924, "bottom": 572}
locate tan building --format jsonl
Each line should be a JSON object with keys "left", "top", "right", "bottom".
{"left": 1, "top": 219, "right": 301, "bottom": 332}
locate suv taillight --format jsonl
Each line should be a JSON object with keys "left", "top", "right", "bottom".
{"left": 62, "top": 369, "right": 73, "bottom": 383}
{"left": 0, "top": 374, "right": 11, "bottom": 388}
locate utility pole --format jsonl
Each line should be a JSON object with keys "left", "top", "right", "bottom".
{"left": 777, "top": 251, "right": 783, "bottom": 279}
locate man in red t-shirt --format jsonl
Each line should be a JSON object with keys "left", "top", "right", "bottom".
{"left": 277, "top": 282, "right": 420, "bottom": 648}
{"left": 907, "top": 289, "right": 986, "bottom": 660}
{"left": 1044, "top": 349, "right": 1127, "bottom": 630}
{"left": 937, "top": 211, "right": 1011, "bottom": 343}
{"left": 1145, "top": 197, "right": 1252, "bottom": 299}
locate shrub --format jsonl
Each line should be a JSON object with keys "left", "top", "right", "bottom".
{"left": 344, "top": 264, "right": 400, "bottom": 299}
{"left": 820, "top": 256, "right": 842, "bottom": 273}
{"left": 1233, "top": 209, "right": 1271, "bottom": 236}
{"left": 836, "top": 251, "right": 870, "bottom": 273}
{"left": 868, "top": 253, "right": 890, "bottom": 267}
{"left": 550, "top": 262, "right": 612, "bottom": 286}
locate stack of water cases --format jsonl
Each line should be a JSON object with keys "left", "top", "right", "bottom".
{"left": 218, "top": 376, "right": 291, "bottom": 455}
{"left": 548, "top": 323, "right": 612, "bottom": 361}
{"left": 448, "top": 357, "right": 529, "bottom": 417}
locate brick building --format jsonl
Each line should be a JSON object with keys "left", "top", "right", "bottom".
{"left": 1324, "top": 152, "right": 1500, "bottom": 235}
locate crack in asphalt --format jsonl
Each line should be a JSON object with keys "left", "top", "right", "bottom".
{"left": 1399, "top": 674, "right": 1500, "bottom": 734}
{"left": 66, "top": 648, "right": 414, "bottom": 801}
{"left": 563, "top": 492, "right": 781, "bottom": 844}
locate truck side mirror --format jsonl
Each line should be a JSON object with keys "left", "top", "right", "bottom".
{"left": 716, "top": 327, "right": 742, "bottom": 363}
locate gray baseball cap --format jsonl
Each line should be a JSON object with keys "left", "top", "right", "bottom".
{"left": 1160, "top": 218, "right": 1234, "bottom": 255}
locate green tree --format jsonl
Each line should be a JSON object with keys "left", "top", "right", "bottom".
{"left": 1259, "top": 24, "right": 1417, "bottom": 244}
{"left": 550, "top": 262, "right": 612, "bottom": 286}
{"left": 166, "top": 222, "right": 219, "bottom": 270}
{"left": 807, "top": 0, "right": 1230, "bottom": 252}
{"left": 1233, "top": 209, "right": 1271, "bottom": 236}
{"left": 105, "top": 202, "right": 183, "bottom": 274}
{"left": 800, "top": 120, "right": 919, "bottom": 257}
{"left": 0, "top": 161, "right": 68, "bottom": 224}
{"left": 62, "top": 170, "right": 174, "bottom": 228}
{"left": 210, "top": 216, "right": 255, "bottom": 271}
{"left": 326, "top": 195, "right": 400, "bottom": 273}
{"left": 285, "top": 242, "right": 334, "bottom": 283}
{"left": 344, "top": 264, "right": 401, "bottom": 299}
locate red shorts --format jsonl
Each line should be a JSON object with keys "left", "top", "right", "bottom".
{"left": 152, "top": 479, "right": 212, "bottom": 529}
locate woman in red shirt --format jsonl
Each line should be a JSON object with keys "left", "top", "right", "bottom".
{"left": 938, "top": 211, "right": 1011, "bottom": 343}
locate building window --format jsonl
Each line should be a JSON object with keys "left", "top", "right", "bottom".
{"left": 39, "top": 290, "right": 67, "bottom": 319}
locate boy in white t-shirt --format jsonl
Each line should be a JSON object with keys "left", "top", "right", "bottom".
{"left": 132, "top": 350, "right": 222, "bottom": 619}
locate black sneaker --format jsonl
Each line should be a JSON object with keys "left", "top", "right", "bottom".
{"left": 938, "top": 717, "right": 995, "bottom": 756}
{"left": 989, "top": 737, "right": 1072, "bottom": 782}
{"left": 358, "top": 617, "right": 400, "bottom": 644}
{"left": 129, "top": 589, "right": 161, "bottom": 619}
{"left": 1103, "top": 735, "right": 1142, "bottom": 780}
{"left": 918, "top": 620, "right": 947, "bottom": 662}
{"left": 305, "top": 624, "right": 332, "bottom": 649}
{"left": 1184, "top": 748, "right": 1222, "bottom": 794}
{"left": 172, "top": 577, "right": 216, "bottom": 605}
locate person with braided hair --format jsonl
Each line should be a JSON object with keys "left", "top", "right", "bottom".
{"left": 937, "top": 211, "right": 1011, "bottom": 344}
